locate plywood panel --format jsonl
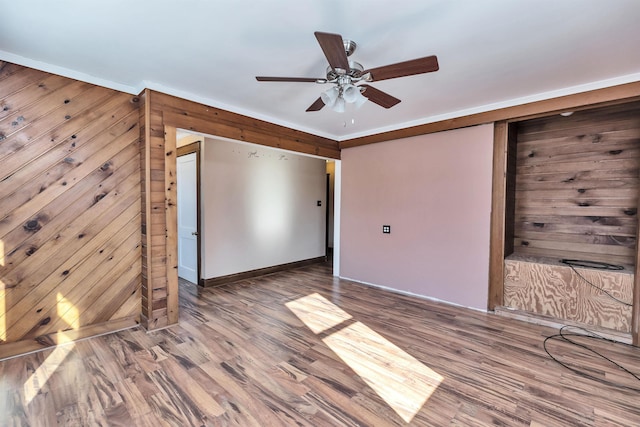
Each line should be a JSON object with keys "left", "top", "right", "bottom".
{"left": 504, "top": 257, "right": 633, "bottom": 332}
{"left": 0, "top": 63, "right": 141, "bottom": 357}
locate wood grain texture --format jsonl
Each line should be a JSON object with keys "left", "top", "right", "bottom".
{"left": 512, "top": 102, "right": 640, "bottom": 267}
{"left": 0, "top": 63, "right": 141, "bottom": 355}
{"left": 504, "top": 256, "right": 633, "bottom": 332}
{"left": 1, "top": 263, "right": 639, "bottom": 426}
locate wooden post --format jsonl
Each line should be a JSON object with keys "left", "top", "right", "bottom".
{"left": 488, "top": 121, "right": 509, "bottom": 310}
{"left": 633, "top": 187, "right": 640, "bottom": 346}
{"left": 164, "top": 125, "right": 179, "bottom": 325}
{"left": 139, "top": 89, "right": 153, "bottom": 329}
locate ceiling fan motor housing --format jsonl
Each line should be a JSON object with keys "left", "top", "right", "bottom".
{"left": 326, "top": 60, "right": 364, "bottom": 81}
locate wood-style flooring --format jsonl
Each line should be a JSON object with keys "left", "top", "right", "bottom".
{"left": 1, "top": 263, "right": 639, "bottom": 426}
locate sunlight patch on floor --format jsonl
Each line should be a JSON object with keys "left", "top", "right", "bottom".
{"left": 23, "top": 340, "right": 75, "bottom": 405}
{"left": 323, "top": 321, "right": 443, "bottom": 422}
{"left": 286, "top": 292, "right": 352, "bottom": 334}
{"left": 287, "top": 293, "right": 443, "bottom": 423}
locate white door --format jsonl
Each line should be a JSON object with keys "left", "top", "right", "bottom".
{"left": 177, "top": 153, "right": 198, "bottom": 283}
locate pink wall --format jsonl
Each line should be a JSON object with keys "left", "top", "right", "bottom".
{"left": 340, "top": 124, "right": 494, "bottom": 309}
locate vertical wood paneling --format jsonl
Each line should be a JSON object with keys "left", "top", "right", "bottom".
{"left": 0, "top": 63, "right": 141, "bottom": 359}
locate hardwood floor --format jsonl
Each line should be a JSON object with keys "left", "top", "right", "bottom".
{"left": 1, "top": 263, "right": 639, "bottom": 426}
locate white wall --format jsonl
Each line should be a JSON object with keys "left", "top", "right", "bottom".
{"left": 201, "top": 137, "right": 327, "bottom": 279}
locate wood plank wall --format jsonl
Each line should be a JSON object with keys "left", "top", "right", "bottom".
{"left": 139, "top": 90, "right": 340, "bottom": 331}
{"left": 512, "top": 102, "right": 640, "bottom": 267}
{"left": 0, "top": 62, "right": 142, "bottom": 359}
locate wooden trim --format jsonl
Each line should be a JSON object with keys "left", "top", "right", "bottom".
{"left": 177, "top": 141, "right": 202, "bottom": 285}
{"left": 163, "top": 111, "right": 340, "bottom": 159}
{"left": 200, "top": 257, "right": 326, "bottom": 287}
{"left": 634, "top": 186, "right": 640, "bottom": 345}
{"left": 634, "top": 278, "right": 640, "bottom": 346}
{"left": 340, "top": 81, "right": 640, "bottom": 149}
{"left": 488, "top": 121, "right": 509, "bottom": 310}
{"left": 177, "top": 141, "right": 201, "bottom": 156}
{"left": 164, "top": 125, "right": 179, "bottom": 325}
{"left": 157, "top": 92, "right": 340, "bottom": 159}
{"left": 139, "top": 89, "right": 153, "bottom": 329}
{"left": 494, "top": 307, "right": 632, "bottom": 345}
{"left": 0, "top": 316, "right": 138, "bottom": 361}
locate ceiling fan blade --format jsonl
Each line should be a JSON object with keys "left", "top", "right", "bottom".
{"left": 256, "top": 76, "right": 322, "bottom": 83}
{"left": 314, "top": 31, "right": 349, "bottom": 71}
{"left": 363, "top": 55, "right": 439, "bottom": 82}
{"left": 360, "top": 85, "right": 401, "bottom": 109}
{"left": 306, "top": 97, "right": 325, "bottom": 112}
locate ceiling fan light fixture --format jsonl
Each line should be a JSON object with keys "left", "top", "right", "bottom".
{"left": 342, "top": 84, "right": 359, "bottom": 103}
{"left": 343, "top": 84, "right": 367, "bottom": 108}
{"left": 320, "top": 86, "right": 340, "bottom": 107}
{"left": 353, "top": 89, "right": 368, "bottom": 109}
{"left": 333, "top": 96, "right": 346, "bottom": 113}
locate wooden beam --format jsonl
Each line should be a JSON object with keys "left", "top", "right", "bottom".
{"left": 340, "top": 81, "right": 640, "bottom": 149}
{"left": 163, "top": 111, "right": 340, "bottom": 159}
{"left": 154, "top": 91, "right": 340, "bottom": 159}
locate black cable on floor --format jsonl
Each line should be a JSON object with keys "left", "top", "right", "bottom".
{"left": 543, "top": 325, "right": 640, "bottom": 392}
{"left": 542, "top": 259, "right": 638, "bottom": 389}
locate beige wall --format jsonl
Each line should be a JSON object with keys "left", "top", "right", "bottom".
{"left": 340, "top": 124, "right": 494, "bottom": 309}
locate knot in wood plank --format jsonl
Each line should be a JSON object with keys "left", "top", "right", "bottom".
{"left": 23, "top": 219, "right": 41, "bottom": 232}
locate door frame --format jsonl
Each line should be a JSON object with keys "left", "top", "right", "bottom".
{"left": 177, "top": 141, "right": 202, "bottom": 285}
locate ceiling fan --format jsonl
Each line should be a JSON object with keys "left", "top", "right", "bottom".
{"left": 256, "top": 31, "right": 439, "bottom": 113}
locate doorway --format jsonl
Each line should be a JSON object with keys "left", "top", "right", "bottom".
{"left": 177, "top": 141, "right": 201, "bottom": 284}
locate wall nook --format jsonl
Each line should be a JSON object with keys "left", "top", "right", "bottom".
{"left": 498, "top": 101, "right": 640, "bottom": 336}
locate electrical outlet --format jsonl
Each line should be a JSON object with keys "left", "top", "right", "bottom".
{"left": 382, "top": 225, "right": 391, "bottom": 234}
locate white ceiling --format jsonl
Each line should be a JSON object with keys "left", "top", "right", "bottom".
{"left": 1, "top": 0, "right": 639, "bottom": 141}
